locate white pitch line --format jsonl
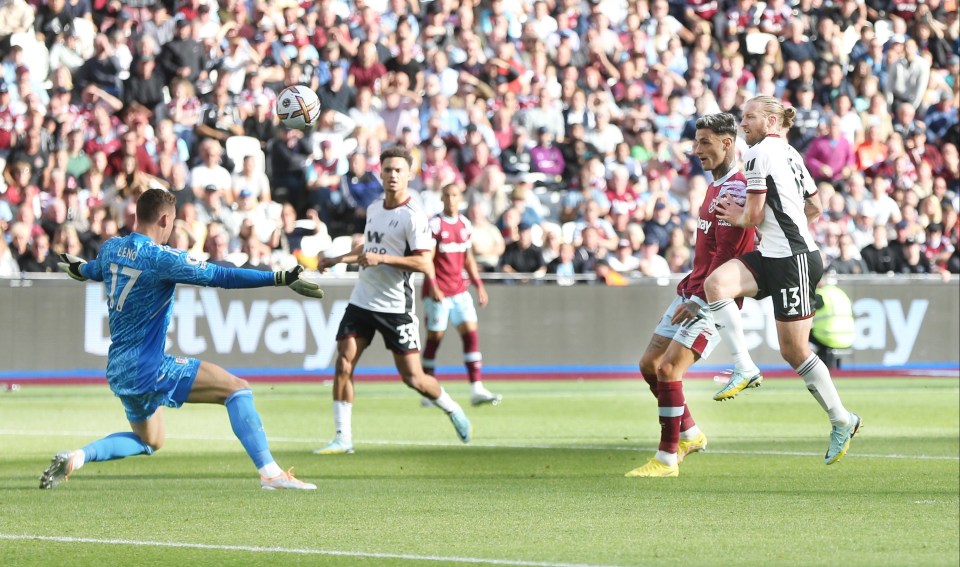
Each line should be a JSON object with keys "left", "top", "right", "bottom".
{"left": 0, "top": 534, "right": 621, "bottom": 567}
{"left": 1, "top": 428, "right": 957, "bottom": 461}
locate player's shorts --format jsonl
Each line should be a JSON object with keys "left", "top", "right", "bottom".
{"left": 738, "top": 250, "right": 823, "bottom": 321}
{"left": 337, "top": 303, "right": 421, "bottom": 354}
{"left": 653, "top": 295, "right": 720, "bottom": 358}
{"left": 424, "top": 291, "right": 478, "bottom": 332}
{"left": 118, "top": 355, "right": 201, "bottom": 423}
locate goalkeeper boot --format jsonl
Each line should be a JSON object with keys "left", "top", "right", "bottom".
{"left": 39, "top": 451, "right": 82, "bottom": 489}
{"left": 470, "top": 388, "right": 503, "bottom": 407}
{"left": 261, "top": 468, "right": 317, "bottom": 490}
{"left": 825, "top": 412, "right": 862, "bottom": 465}
{"left": 677, "top": 431, "right": 708, "bottom": 463}
{"left": 713, "top": 369, "right": 764, "bottom": 401}
{"left": 449, "top": 409, "right": 472, "bottom": 443}
{"left": 625, "top": 457, "right": 679, "bottom": 478}
{"left": 313, "top": 435, "right": 354, "bottom": 455}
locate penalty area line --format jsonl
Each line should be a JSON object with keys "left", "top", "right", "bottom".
{"left": 0, "top": 534, "right": 620, "bottom": 567}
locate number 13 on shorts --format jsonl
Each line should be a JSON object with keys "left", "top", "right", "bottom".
{"left": 780, "top": 286, "right": 801, "bottom": 310}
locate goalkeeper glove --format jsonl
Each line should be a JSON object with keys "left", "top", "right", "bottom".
{"left": 58, "top": 253, "right": 89, "bottom": 282}
{"left": 274, "top": 265, "right": 325, "bottom": 299}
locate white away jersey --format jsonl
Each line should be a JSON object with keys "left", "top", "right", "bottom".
{"left": 743, "top": 136, "right": 819, "bottom": 258}
{"left": 350, "top": 197, "right": 434, "bottom": 314}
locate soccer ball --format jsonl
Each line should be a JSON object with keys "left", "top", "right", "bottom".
{"left": 276, "top": 86, "right": 321, "bottom": 130}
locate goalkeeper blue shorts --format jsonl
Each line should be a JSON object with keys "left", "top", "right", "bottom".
{"left": 118, "top": 355, "right": 201, "bottom": 423}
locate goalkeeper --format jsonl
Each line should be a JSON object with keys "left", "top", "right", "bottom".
{"left": 41, "top": 188, "right": 322, "bottom": 491}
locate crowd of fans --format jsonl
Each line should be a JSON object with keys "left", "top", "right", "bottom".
{"left": 0, "top": 0, "right": 957, "bottom": 284}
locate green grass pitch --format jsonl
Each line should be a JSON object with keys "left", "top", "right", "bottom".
{"left": 1, "top": 378, "right": 957, "bottom": 567}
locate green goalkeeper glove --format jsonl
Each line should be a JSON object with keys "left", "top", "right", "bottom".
{"left": 274, "top": 265, "right": 324, "bottom": 299}
{"left": 58, "top": 253, "right": 88, "bottom": 282}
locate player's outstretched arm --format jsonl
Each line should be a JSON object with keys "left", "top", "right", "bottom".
{"left": 359, "top": 250, "right": 433, "bottom": 273}
{"left": 275, "top": 265, "right": 325, "bottom": 299}
{"left": 320, "top": 244, "right": 364, "bottom": 271}
{"left": 57, "top": 254, "right": 89, "bottom": 282}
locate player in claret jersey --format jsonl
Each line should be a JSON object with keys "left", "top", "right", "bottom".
{"left": 705, "top": 96, "right": 861, "bottom": 465}
{"left": 421, "top": 183, "right": 501, "bottom": 407}
{"left": 627, "top": 113, "right": 755, "bottom": 478}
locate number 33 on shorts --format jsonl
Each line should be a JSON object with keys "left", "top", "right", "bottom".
{"left": 397, "top": 322, "right": 420, "bottom": 349}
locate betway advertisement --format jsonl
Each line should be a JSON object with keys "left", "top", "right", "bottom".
{"left": 0, "top": 278, "right": 956, "bottom": 379}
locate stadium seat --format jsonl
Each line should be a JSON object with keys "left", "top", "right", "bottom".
{"left": 224, "top": 252, "right": 248, "bottom": 267}
{"left": 70, "top": 17, "right": 96, "bottom": 59}
{"left": 745, "top": 32, "right": 777, "bottom": 55}
{"left": 225, "top": 136, "right": 266, "bottom": 174}
{"left": 325, "top": 235, "right": 355, "bottom": 258}
{"left": 299, "top": 233, "right": 332, "bottom": 257}
{"left": 10, "top": 32, "right": 50, "bottom": 84}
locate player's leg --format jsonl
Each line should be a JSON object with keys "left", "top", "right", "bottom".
{"left": 453, "top": 289, "right": 501, "bottom": 405}
{"left": 705, "top": 255, "right": 764, "bottom": 400}
{"left": 315, "top": 334, "right": 370, "bottom": 455}
{"left": 186, "top": 360, "right": 315, "bottom": 488}
{"left": 39, "top": 404, "right": 162, "bottom": 489}
{"left": 639, "top": 335, "right": 669, "bottom": 398}
{"left": 422, "top": 296, "right": 449, "bottom": 377}
{"left": 394, "top": 350, "right": 472, "bottom": 443}
{"left": 647, "top": 342, "right": 700, "bottom": 469}
{"left": 773, "top": 252, "right": 859, "bottom": 463}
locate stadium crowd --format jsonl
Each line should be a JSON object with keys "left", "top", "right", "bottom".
{"left": 0, "top": 0, "right": 957, "bottom": 283}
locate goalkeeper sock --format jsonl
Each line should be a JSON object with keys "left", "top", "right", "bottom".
{"left": 797, "top": 353, "right": 849, "bottom": 427}
{"left": 225, "top": 388, "right": 275, "bottom": 469}
{"left": 258, "top": 462, "right": 283, "bottom": 478}
{"left": 82, "top": 432, "right": 153, "bottom": 462}
{"left": 709, "top": 299, "right": 759, "bottom": 373}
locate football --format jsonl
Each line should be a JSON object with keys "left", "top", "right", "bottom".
{"left": 276, "top": 85, "right": 321, "bottom": 130}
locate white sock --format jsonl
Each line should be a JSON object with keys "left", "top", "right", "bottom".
{"left": 655, "top": 450, "right": 678, "bottom": 467}
{"left": 333, "top": 401, "right": 353, "bottom": 441}
{"left": 471, "top": 381, "right": 486, "bottom": 395}
{"left": 258, "top": 461, "right": 283, "bottom": 478}
{"left": 680, "top": 425, "right": 702, "bottom": 440}
{"left": 432, "top": 388, "right": 462, "bottom": 414}
{"left": 797, "top": 353, "right": 849, "bottom": 427}
{"left": 72, "top": 450, "right": 86, "bottom": 471}
{"left": 709, "top": 299, "right": 759, "bottom": 373}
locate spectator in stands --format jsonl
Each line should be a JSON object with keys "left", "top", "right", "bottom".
{"left": 467, "top": 202, "right": 505, "bottom": 272}
{"left": 886, "top": 37, "right": 930, "bottom": 110}
{"left": 529, "top": 126, "right": 565, "bottom": 183}
{"left": 805, "top": 114, "right": 855, "bottom": 184}
{"left": 498, "top": 222, "right": 546, "bottom": 281}
{"left": 17, "top": 231, "right": 58, "bottom": 272}
{"left": 898, "top": 237, "right": 934, "bottom": 274}
{"left": 636, "top": 237, "right": 670, "bottom": 278}
{"left": 829, "top": 234, "right": 870, "bottom": 275}
{"left": 158, "top": 19, "right": 204, "bottom": 85}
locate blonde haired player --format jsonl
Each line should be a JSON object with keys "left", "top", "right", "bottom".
{"left": 705, "top": 96, "right": 861, "bottom": 465}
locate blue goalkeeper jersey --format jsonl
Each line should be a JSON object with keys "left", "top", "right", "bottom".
{"left": 80, "top": 233, "right": 277, "bottom": 395}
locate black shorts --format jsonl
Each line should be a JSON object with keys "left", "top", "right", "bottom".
{"left": 336, "top": 304, "right": 422, "bottom": 354}
{"left": 738, "top": 250, "right": 823, "bottom": 322}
